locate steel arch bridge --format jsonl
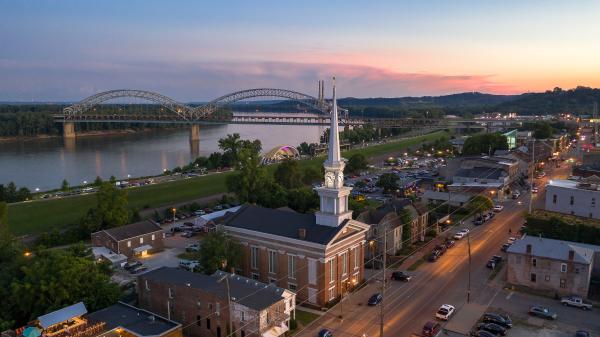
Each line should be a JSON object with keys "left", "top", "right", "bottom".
{"left": 62, "top": 89, "right": 195, "bottom": 121}
{"left": 61, "top": 88, "right": 330, "bottom": 121}
{"left": 196, "top": 88, "right": 328, "bottom": 117}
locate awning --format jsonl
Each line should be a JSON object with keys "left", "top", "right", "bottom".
{"left": 38, "top": 302, "right": 87, "bottom": 329}
{"left": 261, "top": 323, "right": 289, "bottom": 337}
{"left": 133, "top": 244, "right": 153, "bottom": 254}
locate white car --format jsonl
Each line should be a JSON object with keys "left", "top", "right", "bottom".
{"left": 493, "top": 205, "right": 504, "bottom": 212}
{"left": 453, "top": 229, "right": 469, "bottom": 240}
{"left": 435, "top": 304, "right": 455, "bottom": 320}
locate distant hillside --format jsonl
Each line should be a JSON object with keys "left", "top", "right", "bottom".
{"left": 339, "top": 92, "right": 517, "bottom": 108}
{"left": 495, "top": 86, "right": 600, "bottom": 115}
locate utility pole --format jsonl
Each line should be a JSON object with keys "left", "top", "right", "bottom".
{"left": 467, "top": 231, "right": 472, "bottom": 303}
{"left": 529, "top": 139, "right": 535, "bottom": 214}
{"left": 379, "top": 234, "right": 386, "bottom": 337}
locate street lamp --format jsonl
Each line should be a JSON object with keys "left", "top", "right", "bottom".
{"left": 172, "top": 208, "right": 176, "bottom": 222}
{"left": 35, "top": 188, "right": 40, "bottom": 192}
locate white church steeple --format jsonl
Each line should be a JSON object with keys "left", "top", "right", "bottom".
{"left": 315, "top": 77, "right": 353, "bottom": 227}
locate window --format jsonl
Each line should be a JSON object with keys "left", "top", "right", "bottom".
{"left": 251, "top": 273, "right": 259, "bottom": 280}
{"left": 127, "top": 241, "right": 131, "bottom": 247}
{"left": 553, "top": 194, "right": 557, "bottom": 204}
{"left": 241, "top": 311, "right": 245, "bottom": 322}
{"left": 206, "top": 318, "right": 211, "bottom": 330}
{"left": 561, "top": 263, "right": 567, "bottom": 273}
{"left": 545, "top": 275, "right": 550, "bottom": 282}
{"left": 341, "top": 253, "right": 347, "bottom": 276}
{"left": 593, "top": 198, "right": 596, "bottom": 207}
{"left": 251, "top": 247, "right": 259, "bottom": 269}
{"left": 196, "top": 315, "right": 201, "bottom": 327}
{"left": 560, "top": 279, "right": 566, "bottom": 288}
{"left": 140, "top": 237, "right": 144, "bottom": 244}
{"left": 215, "top": 302, "right": 220, "bottom": 315}
{"left": 570, "top": 196, "right": 574, "bottom": 205}
{"left": 328, "top": 287, "right": 336, "bottom": 300}
{"left": 268, "top": 250, "right": 277, "bottom": 274}
{"left": 354, "top": 247, "right": 359, "bottom": 269}
{"left": 151, "top": 234, "right": 155, "bottom": 241}
{"left": 532, "top": 258, "right": 537, "bottom": 267}
{"left": 288, "top": 255, "right": 297, "bottom": 279}
{"left": 329, "top": 259, "right": 336, "bottom": 284}
{"left": 289, "top": 283, "right": 297, "bottom": 291}
{"left": 530, "top": 273, "right": 537, "bottom": 283}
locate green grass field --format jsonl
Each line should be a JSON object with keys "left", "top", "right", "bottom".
{"left": 7, "top": 131, "right": 447, "bottom": 236}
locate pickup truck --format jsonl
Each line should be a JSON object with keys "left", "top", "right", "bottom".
{"left": 561, "top": 296, "right": 593, "bottom": 310}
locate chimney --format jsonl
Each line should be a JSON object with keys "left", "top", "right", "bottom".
{"left": 568, "top": 250, "right": 575, "bottom": 261}
{"left": 526, "top": 244, "right": 532, "bottom": 254}
{"left": 298, "top": 228, "right": 307, "bottom": 240}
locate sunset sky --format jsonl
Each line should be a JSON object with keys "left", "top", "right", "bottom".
{"left": 1, "top": 0, "right": 600, "bottom": 101}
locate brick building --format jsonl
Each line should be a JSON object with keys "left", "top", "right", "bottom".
{"left": 506, "top": 236, "right": 600, "bottom": 298}
{"left": 221, "top": 82, "right": 369, "bottom": 307}
{"left": 137, "top": 267, "right": 295, "bottom": 337}
{"left": 91, "top": 220, "right": 164, "bottom": 258}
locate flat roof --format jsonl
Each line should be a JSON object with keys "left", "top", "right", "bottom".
{"left": 86, "top": 302, "right": 180, "bottom": 337}
{"left": 547, "top": 179, "right": 579, "bottom": 189}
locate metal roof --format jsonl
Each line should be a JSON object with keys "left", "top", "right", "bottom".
{"left": 100, "top": 220, "right": 162, "bottom": 241}
{"left": 38, "top": 302, "right": 87, "bottom": 329}
{"left": 507, "top": 236, "right": 599, "bottom": 265}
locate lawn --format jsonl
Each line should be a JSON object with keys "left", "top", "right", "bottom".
{"left": 294, "top": 309, "right": 320, "bottom": 328}
{"left": 7, "top": 131, "right": 448, "bottom": 236}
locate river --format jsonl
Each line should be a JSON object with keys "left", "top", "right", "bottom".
{"left": 0, "top": 120, "right": 326, "bottom": 191}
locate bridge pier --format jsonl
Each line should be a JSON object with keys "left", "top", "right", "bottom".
{"left": 63, "top": 122, "right": 76, "bottom": 139}
{"left": 189, "top": 124, "right": 200, "bottom": 159}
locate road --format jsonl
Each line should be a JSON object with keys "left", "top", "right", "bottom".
{"left": 298, "top": 160, "right": 577, "bottom": 337}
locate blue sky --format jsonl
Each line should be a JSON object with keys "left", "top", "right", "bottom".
{"left": 1, "top": 0, "right": 599, "bottom": 101}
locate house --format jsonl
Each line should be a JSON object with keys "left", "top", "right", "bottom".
{"left": 219, "top": 83, "right": 370, "bottom": 307}
{"left": 91, "top": 220, "right": 164, "bottom": 258}
{"left": 357, "top": 199, "right": 410, "bottom": 258}
{"left": 137, "top": 267, "right": 295, "bottom": 337}
{"left": 506, "top": 236, "right": 600, "bottom": 298}
{"left": 11, "top": 302, "right": 182, "bottom": 337}
{"left": 545, "top": 177, "right": 600, "bottom": 219}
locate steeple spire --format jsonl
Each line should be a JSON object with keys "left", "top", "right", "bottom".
{"left": 327, "top": 76, "right": 342, "bottom": 165}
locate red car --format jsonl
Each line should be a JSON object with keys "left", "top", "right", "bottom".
{"left": 422, "top": 321, "right": 441, "bottom": 337}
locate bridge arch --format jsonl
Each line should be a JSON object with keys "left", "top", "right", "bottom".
{"left": 195, "top": 88, "right": 328, "bottom": 117}
{"left": 261, "top": 145, "right": 301, "bottom": 164}
{"left": 63, "top": 89, "right": 193, "bottom": 121}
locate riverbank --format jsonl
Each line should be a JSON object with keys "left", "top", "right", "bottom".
{"left": 7, "top": 131, "right": 448, "bottom": 236}
{"left": 0, "top": 127, "right": 185, "bottom": 143}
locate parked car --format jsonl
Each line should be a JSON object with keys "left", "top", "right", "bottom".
{"left": 473, "top": 331, "right": 496, "bottom": 337}
{"left": 528, "top": 305, "right": 557, "bottom": 320}
{"left": 575, "top": 331, "right": 591, "bottom": 337}
{"left": 428, "top": 250, "right": 441, "bottom": 262}
{"left": 130, "top": 265, "right": 148, "bottom": 274}
{"left": 477, "top": 323, "right": 507, "bottom": 336}
{"left": 194, "top": 209, "right": 206, "bottom": 216}
{"left": 486, "top": 255, "right": 503, "bottom": 268}
{"left": 482, "top": 313, "right": 512, "bottom": 328}
{"left": 435, "top": 304, "right": 455, "bottom": 320}
{"left": 123, "top": 260, "right": 142, "bottom": 270}
{"left": 501, "top": 243, "right": 511, "bottom": 252}
{"left": 186, "top": 243, "right": 200, "bottom": 252}
{"left": 391, "top": 271, "right": 412, "bottom": 282}
{"left": 454, "top": 231, "right": 467, "bottom": 240}
{"left": 482, "top": 213, "right": 491, "bottom": 221}
{"left": 560, "top": 296, "right": 592, "bottom": 310}
{"left": 318, "top": 329, "right": 333, "bottom": 337}
{"left": 493, "top": 205, "right": 504, "bottom": 212}
{"left": 532, "top": 186, "right": 539, "bottom": 193}
{"left": 422, "top": 321, "right": 441, "bottom": 337}
{"left": 179, "top": 259, "right": 199, "bottom": 271}
{"left": 445, "top": 239, "right": 455, "bottom": 249}
{"left": 367, "top": 293, "right": 383, "bottom": 306}
{"left": 434, "top": 244, "right": 447, "bottom": 256}
{"left": 170, "top": 226, "right": 184, "bottom": 233}
{"left": 213, "top": 204, "right": 224, "bottom": 211}
{"left": 507, "top": 237, "right": 517, "bottom": 244}
{"left": 473, "top": 218, "right": 484, "bottom": 226}
{"left": 181, "top": 231, "right": 195, "bottom": 238}
{"left": 182, "top": 222, "right": 195, "bottom": 227}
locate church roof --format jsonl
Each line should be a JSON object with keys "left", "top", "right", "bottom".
{"left": 222, "top": 204, "right": 354, "bottom": 245}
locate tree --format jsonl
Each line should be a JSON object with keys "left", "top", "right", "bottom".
{"left": 462, "top": 133, "right": 509, "bottom": 155}
{"left": 399, "top": 207, "right": 414, "bottom": 243}
{"left": 287, "top": 187, "right": 319, "bottom": 213}
{"left": 218, "top": 133, "right": 242, "bottom": 164}
{"left": 274, "top": 159, "right": 303, "bottom": 189}
{"left": 198, "top": 231, "right": 242, "bottom": 274}
{"left": 96, "top": 182, "right": 129, "bottom": 228}
{"left": 61, "top": 179, "right": 70, "bottom": 192}
{"left": 533, "top": 122, "right": 554, "bottom": 139}
{"left": 302, "top": 166, "right": 322, "bottom": 185}
{"left": 226, "top": 146, "right": 269, "bottom": 204}
{"left": 466, "top": 195, "right": 494, "bottom": 217}
{"left": 345, "top": 153, "right": 369, "bottom": 174}
{"left": 11, "top": 249, "right": 121, "bottom": 325}
{"left": 93, "top": 176, "right": 103, "bottom": 186}
{"left": 376, "top": 173, "right": 399, "bottom": 193}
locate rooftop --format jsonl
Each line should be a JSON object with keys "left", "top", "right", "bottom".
{"left": 139, "top": 267, "right": 290, "bottom": 311}
{"left": 99, "top": 220, "right": 162, "bottom": 242}
{"left": 221, "top": 204, "right": 350, "bottom": 245}
{"left": 455, "top": 167, "right": 506, "bottom": 180}
{"left": 507, "top": 236, "right": 600, "bottom": 264}
{"left": 86, "top": 302, "right": 180, "bottom": 337}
